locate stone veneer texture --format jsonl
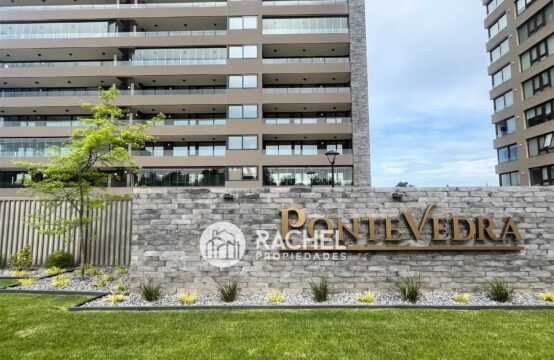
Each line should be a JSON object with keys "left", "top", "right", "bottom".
{"left": 130, "top": 187, "right": 554, "bottom": 294}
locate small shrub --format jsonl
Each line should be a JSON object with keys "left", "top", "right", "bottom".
{"left": 397, "top": 276, "right": 422, "bottom": 304}
{"left": 356, "top": 290, "right": 375, "bottom": 304}
{"left": 101, "top": 274, "right": 115, "bottom": 282}
{"left": 268, "top": 290, "right": 286, "bottom": 304}
{"left": 94, "top": 278, "right": 107, "bottom": 288}
{"left": 177, "top": 292, "right": 197, "bottom": 305}
{"left": 538, "top": 291, "right": 554, "bottom": 302}
{"left": 18, "top": 278, "right": 38, "bottom": 287}
{"left": 452, "top": 293, "right": 471, "bottom": 304}
{"left": 10, "top": 270, "right": 29, "bottom": 278}
{"left": 105, "top": 294, "right": 125, "bottom": 303}
{"left": 45, "top": 266, "right": 64, "bottom": 276}
{"left": 487, "top": 279, "right": 513, "bottom": 303}
{"left": 112, "top": 283, "right": 126, "bottom": 293}
{"left": 309, "top": 277, "right": 331, "bottom": 302}
{"left": 115, "top": 266, "right": 129, "bottom": 275}
{"left": 139, "top": 279, "right": 161, "bottom": 302}
{"left": 216, "top": 278, "right": 239, "bottom": 303}
{"left": 45, "top": 251, "right": 73, "bottom": 269}
{"left": 8, "top": 245, "right": 33, "bottom": 271}
{"left": 85, "top": 265, "right": 101, "bottom": 276}
{"left": 51, "top": 274, "right": 70, "bottom": 288}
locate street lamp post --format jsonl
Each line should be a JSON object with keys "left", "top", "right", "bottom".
{"left": 307, "top": 171, "right": 316, "bottom": 188}
{"left": 325, "top": 149, "right": 340, "bottom": 188}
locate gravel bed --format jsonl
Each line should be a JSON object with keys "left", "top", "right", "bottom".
{"left": 0, "top": 268, "right": 49, "bottom": 278}
{"left": 81, "top": 291, "right": 554, "bottom": 308}
{"left": 10, "top": 267, "right": 128, "bottom": 293}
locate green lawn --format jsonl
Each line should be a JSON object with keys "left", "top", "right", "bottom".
{"left": 0, "top": 294, "right": 553, "bottom": 359}
{"left": 0, "top": 279, "right": 17, "bottom": 288}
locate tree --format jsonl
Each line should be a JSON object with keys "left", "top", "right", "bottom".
{"left": 15, "top": 87, "right": 162, "bottom": 277}
{"left": 396, "top": 181, "right": 415, "bottom": 188}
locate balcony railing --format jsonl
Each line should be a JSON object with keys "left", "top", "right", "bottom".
{"left": 134, "top": 118, "right": 226, "bottom": 126}
{"left": 262, "top": 0, "right": 346, "bottom": 5}
{"left": 264, "top": 117, "right": 351, "bottom": 125}
{"left": 263, "top": 148, "right": 352, "bottom": 156}
{"left": 1, "top": 88, "right": 225, "bottom": 97}
{"left": 262, "top": 28, "right": 348, "bottom": 35}
{"left": 0, "top": 2, "right": 227, "bottom": 12}
{"left": 131, "top": 88, "right": 225, "bottom": 95}
{"left": 262, "top": 57, "right": 349, "bottom": 64}
{"left": 263, "top": 87, "right": 351, "bottom": 94}
{"left": 0, "top": 119, "right": 86, "bottom": 127}
{"left": 0, "top": 30, "right": 226, "bottom": 40}
{"left": 1, "top": 59, "right": 226, "bottom": 69}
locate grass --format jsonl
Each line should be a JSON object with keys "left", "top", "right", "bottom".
{"left": 0, "top": 294, "right": 553, "bottom": 359}
{"left": 0, "top": 279, "right": 17, "bottom": 288}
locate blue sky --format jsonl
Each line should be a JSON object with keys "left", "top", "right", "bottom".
{"left": 366, "top": 0, "right": 498, "bottom": 187}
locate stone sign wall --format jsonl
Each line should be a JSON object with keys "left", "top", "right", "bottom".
{"left": 130, "top": 187, "right": 554, "bottom": 294}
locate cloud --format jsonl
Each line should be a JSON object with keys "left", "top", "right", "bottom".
{"left": 366, "top": 0, "right": 497, "bottom": 187}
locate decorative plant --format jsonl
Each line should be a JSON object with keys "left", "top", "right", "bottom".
{"left": 397, "top": 276, "right": 423, "bottom": 304}
{"left": 45, "top": 251, "right": 73, "bottom": 269}
{"left": 487, "top": 279, "right": 514, "bottom": 303}
{"left": 8, "top": 245, "right": 33, "bottom": 272}
{"left": 216, "top": 278, "right": 239, "bottom": 303}
{"left": 45, "top": 266, "right": 64, "bottom": 276}
{"left": 452, "top": 293, "right": 471, "bottom": 304}
{"left": 10, "top": 270, "right": 29, "bottom": 278}
{"left": 94, "top": 278, "right": 107, "bottom": 288}
{"left": 356, "top": 290, "right": 375, "bottom": 304}
{"left": 51, "top": 274, "right": 70, "bottom": 288}
{"left": 309, "top": 277, "right": 331, "bottom": 302}
{"left": 112, "top": 283, "right": 126, "bottom": 293}
{"left": 177, "top": 292, "right": 197, "bottom": 305}
{"left": 139, "top": 279, "right": 161, "bottom": 302}
{"left": 105, "top": 293, "right": 125, "bottom": 303}
{"left": 115, "top": 266, "right": 129, "bottom": 275}
{"left": 18, "top": 278, "right": 38, "bottom": 287}
{"left": 85, "top": 265, "right": 101, "bottom": 276}
{"left": 101, "top": 274, "right": 115, "bottom": 282}
{"left": 538, "top": 291, "right": 554, "bottom": 302}
{"left": 268, "top": 290, "right": 286, "bottom": 304}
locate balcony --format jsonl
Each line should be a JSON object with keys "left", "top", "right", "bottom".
{"left": 1, "top": 59, "right": 227, "bottom": 69}
{"left": 0, "top": 30, "right": 226, "bottom": 40}
{"left": 262, "top": 0, "right": 346, "bottom": 5}
{"left": 0, "top": 88, "right": 226, "bottom": 98}
{"left": 262, "top": 57, "right": 349, "bottom": 64}
{"left": 263, "top": 87, "right": 351, "bottom": 94}
{"left": 0, "top": 2, "right": 227, "bottom": 12}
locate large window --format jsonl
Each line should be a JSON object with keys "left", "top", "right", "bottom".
{"left": 0, "top": 138, "right": 69, "bottom": 157}
{"left": 132, "top": 142, "right": 225, "bottom": 157}
{"left": 528, "top": 132, "right": 554, "bottom": 157}
{"left": 0, "top": 21, "right": 117, "bottom": 38}
{"left": 518, "top": 3, "right": 553, "bottom": 43}
{"left": 530, "top": 164, "right": 554, "bottom": 185}
{"left": 134, "top": 48, "right": 227, "bottom": 65}
{"left": 520, "top": 34, "right": 554, "bottom": 71}
{"left": 228, "top": 104, "right": 258, "bottom": 118}
{"left": 523, "top": 66, "right": 554, "bottom": 99}
{"left": 227, "top": 135, "right": 258, "bottom": 150}
{"left": 516, "top": 0, "right": 537, "bottom": 15}
{"left": 263, "top": 167, "right": 353, "bottom": 186}
{"left": 262, "top": 17, "right": 348, "bottom": 35}
{"left": 488, "top": 13, "right": 507, "bottom": 38}
{"left": 228, "top": 45, "right": 258, "bottom": 59}
{"left": 492, "top": 64, "right": 511, "bottom": 87}
{"left": 229, "top": 16, "right": 258, "bottom": 30}
{"left": 490, "top": 38, "right": 509, "bottom": 62}
{"left": 227, "top": 166, "right": 258, "bottom": 181}
{"left": 263, "top": 140, "right": 352, "bottom": 156}
{"left": 526, "top": 99, "right": 554, "bottom": 127}
{"left": 134, "top": 168, "right": 225, "bottom": 187}
{"left": 500, "top": 172, "right": 520, "bottom": 186}
{"left": 228, "top": 75, "right": 258, "bottom": 89}
{"left": 497, "top": 144, "right": 518, "bottom": 163}
{"left": 496, "top": 117, "right": 516, "bottom": 138}
{"left": 494, "top": 90, "right": 513, "bottom": 112}
{"left": 487, "top": 0, "right": 504, "bottom": 14}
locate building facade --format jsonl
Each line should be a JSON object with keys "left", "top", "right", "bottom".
{"left": 484, "top": 0, "right": 554, "bottom": 186}
{"left": 0, "top": 0, "right": 370, "bottom": 190}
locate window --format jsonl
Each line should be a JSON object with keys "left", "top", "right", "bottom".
{"left": 530, "top": 164, "right": 554, "bottom": 185}
{"left": 263, "top": 166, "right": 353, "bottom": 186}
{"left": 134, "top": 168, "right": 225, "bottom": 187}
{"left": 228, "top": 75, "right": 258, "bottom": 89}
{"left": 492, "top": 64, "right": 511, "bottom": 87}
{"left": 487, "top": 0, "right": 504, "bottom": 14}
{"left": 518, "top": 3, "right": 553, "bottom": 43}
{"left": 526, "top": 99, "right": 554, "bottom": 127}
{"left": 227, "top": 166, "right": 258, "bottom": 181}
{"left": 516, "top": 0, "right": 536, "bottom": 15}
{"left": 520, "top": 34, "right": 553, "bottom": 71}
{"left": 528, "top": 132, "right": 554, "bottom": 157}
{"left": 262, "top": 17, "right": 348, "bottom": 35}
{"left": 227, "top": 135, "right": 258, "bottom": 150}
{"left": 500, "top": 172, "right": 520, "bottom": 186}
{"left": 488, "top": 13, "right": 507, "bottom": 38}
{"left": 229, "top": 16, "right": 258, "bottom": 30}
{"left": 496, "top": 117, "right": 516, "bottom": 138}
{"left": 523, "top": 66, "right": 554, "bottom": 99}
{"left": 497, "top": 144, "right": 518, "bottom": 163}
{"left": 490, "top": 38, "right": 509, "bottom": 62}
{"left": 494, "top": 91, "right": 513, "bottom": 112}
{"left": 228, "top": 45, "right": 258, "bottom": 59}
{"left": 227, "top": 104, "right": 258, "bottom": 119}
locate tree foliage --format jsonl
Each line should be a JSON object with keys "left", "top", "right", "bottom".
{"left": 15, "top": 87, "right": 161, "bottom": 275}
{"left": 396, "top": 181, "right": 415, "bottom": 188}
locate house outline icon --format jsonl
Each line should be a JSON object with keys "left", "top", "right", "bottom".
{"left": 205, "top": 229, "right": 242, "bottom": 260}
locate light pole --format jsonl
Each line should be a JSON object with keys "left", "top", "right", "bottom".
{"left": 307, "top": 171, "right": 316, "bottom": 188}
{"left": 325, "top": 149, "right": 340, "bottom": 188}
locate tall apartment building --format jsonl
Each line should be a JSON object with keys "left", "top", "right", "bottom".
{"left": 484, "top": 0, "right": 554, "bottom": 186}
{"left": 0, "top": 0, "right": 370, "bottom": 190}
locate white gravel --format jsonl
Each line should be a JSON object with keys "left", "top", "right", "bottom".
{"left": 0, "top": 268, "right": 49, "bottom": 278}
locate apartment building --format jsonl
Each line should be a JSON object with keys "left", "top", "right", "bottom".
{"left": 0, "top": 0, "right": 370, "bottom": 190}
{"left": 484, "top": 0, "right": 554, "bottom": 186}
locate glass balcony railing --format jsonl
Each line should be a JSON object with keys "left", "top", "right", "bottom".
{"left": 263, "top": 148, "right": 352, "bottom": 156}
{"left": 263, "top": 87, "right": 351, "bottom": 94}
{"left": 262, "top": 0, "right": 346, "bottom": 5}
{"left": 264, "top": 117, "right": 351, "bottom": 125}
{"left": 0, "top": 30, "right": 226, "bottom": 40}
{"left": 0, "top": 2, "right": 227, "bottom": 12}
{"left": 134, "top": 118, "right": 226, "bottom": 126}
{"left": 1, "top": 88, "right": 225, "bottom": 97}
{"left": 0, "top": 119, "right": 86, "bottom": 127}
{"left": 262, "top": 57, "right": 349, "bottom": 64}
{"left": 131, "top": 88, "right": 225, "bottom": 96}
{"left": 1, "top": 59, "right": 226, "bottom": 69}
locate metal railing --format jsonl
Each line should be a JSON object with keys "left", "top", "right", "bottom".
{"left": 262, "top": 57, "right": 349, "bottom": 64}
{"left": 1, "top": 59, "right": 226, "bottom": 68}
{"left": 264, "top": 117, "right": 351, "bottom": 125}
{"left": 262, "top": 28, "right": 348, "bottom": 35}
{"left": 0, "top": 2, "right": 227, "bottom": 12}
{"left": 262, "top": 0, "right": 346, "bottom": 5}
{"left": 0, "top": 30, "right": 226, "bottom": 40}
{"left": 263, "top": 87, "right": 351, "bottom": 94}
{"left": 263, "top": 148, "right": 352, "bottom": 156}
{"left": 0, "top": 119, "right": 86, "bottom": 127}
{"left": 134, "top": 118, "right": 226, "bottom": 126}
{"left": 1, "top": 88, "right": 225, "bottom": 97}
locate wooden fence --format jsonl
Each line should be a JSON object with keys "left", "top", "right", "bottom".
{"left": 0, "top": 198, "right": 132, "bottom": 266}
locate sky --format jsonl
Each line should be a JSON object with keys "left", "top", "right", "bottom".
{"left": 366, "top": 0, "right": 499, "bottom": 187}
